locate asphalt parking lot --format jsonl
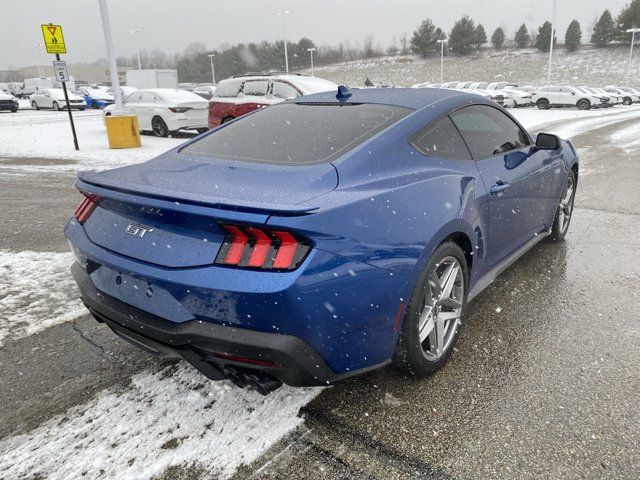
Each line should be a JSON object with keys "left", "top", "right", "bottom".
{"left": 0, "top": 111, "right": 639, "bottom": 479}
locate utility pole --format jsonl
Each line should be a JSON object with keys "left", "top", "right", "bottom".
{"left": 98, "top": 0, "right": 124, "bottom": 113}
{"left": 547, "top": 0, "right": 557, "bottom": 84}
{"left": 307, "top": 47, "right": 316, "bottom": 76}
{"left": 130, "top": 29, "right": 142, "bottom": 70}
{"left": 626, "top": 28, "right": 640, "bottom": 86}
{"left": 437, "top": 39, "right": 446, "bottom": 83}
{"left": 278, "top": 10, "right": 290, "bottom": 73}
{"left": 208, "top": 54, "right": 216, "bottom": 84}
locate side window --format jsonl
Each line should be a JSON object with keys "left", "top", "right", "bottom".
{"left": 125, "top": 92, "right": 141, "bottom": 104}
{"left": 450, "top": 105, "right": 531, "bottom": 159}
{"left": 214, "top": 80, "right": 241, "bottom": 98}
{"left": 272, "top": 81, "right": 300, "bottom": 99}
{"left": 548, "top": 86, "right": 561, "bottom": 93}
{"left": 411, "top": 117, "right": 471, "bottom": 160}
{"left": 242, "top": 80, "right": 268, "bottom": 97}
{"left": 140, "top": 92, "right": 155, "bottom": 103}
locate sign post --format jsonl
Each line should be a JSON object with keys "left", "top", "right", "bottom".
{"left": 41, "top": 23, "right": 79, "bottom": 150}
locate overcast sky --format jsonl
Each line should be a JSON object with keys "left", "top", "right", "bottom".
{"left": 1, "top": 0, "right": 630, "bottom": 69}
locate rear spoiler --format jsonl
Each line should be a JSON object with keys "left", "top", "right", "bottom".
{"left": 76, "top": 174, "right": 319, "bottom": 217}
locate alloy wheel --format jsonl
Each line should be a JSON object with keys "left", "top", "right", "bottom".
{"left": 558, "top": 175, "right": 575, "bottom": 235}
{"left": 152, "top": 117, "right": 169, "bottom": 137}
{"left": 418, "top": 256, "right": 464, "bottom": 361}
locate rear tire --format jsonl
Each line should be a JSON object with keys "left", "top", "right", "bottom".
{"left": 393, "top": 242, "right": 468, "bottom": 376}
{"left": 221, "top": 116, "right": 234, "bottom": 124}
{"left": 53, "top": 101, "right": 60, "bottom": 111}
{"left": 536, "top": 98, "right": 550, "bottom": 109}
{"left": 548, "top": 170, "right": 576, "bottom": 242}
{"left": 31, "top": 101, "right": 39, "bottom": 110}
{"left": 577, "top": 99, "right": 591, "bottom": 110}
{"left": 151, "top": 116, "right": 169, "bottom": 137}
{"left": 623, "top": 97, "right": 632, "bottom": 106}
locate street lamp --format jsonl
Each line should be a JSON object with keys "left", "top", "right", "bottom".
{"left": 208, "top": 54, "right": 216, "bottom": 85}
{"left": 437, "top": 39, "right": 446, "bottom": 83}
{"left": 626, "top": 28, "right": 640, "bottom": 86}
{"left": 130, "top": 29, "right": 142, "bottom": 70}
{"left": 547, "top": 0, "right": 557, "bottom": 84}
{"left": 277, "top": 10, "right": 290, "bottom": 73}
{"left": 307, "top": 47, "right": 316, "bottom": 76}
{"left": 33, "top": 42, "right": 44, "bottom": 77}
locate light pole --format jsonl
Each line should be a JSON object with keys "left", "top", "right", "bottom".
{"left": 208, "top": 54, "right": 216, "bottom": 85}
{"left": 626, "top": 28, "right": 640, "bottom": 86}
{"left": 307, "top": 47, "right": 316, "bottom": 76}
{"left": 437, "top": 39, "right": 446, "bottom": 83}
{"left": 547, "top": 0, "right": 557, "bottom": 84}
{"left": 277, "top": 10, "right": 290, "bottom": 73}
{"left": 99, "top": 0, "right": 124, "bottom": 113}
{"left": 130, "top": 29, "right": 142, "bottom": 70}
{"left": 34, "top": 42, "right": 44, "bottom": 77}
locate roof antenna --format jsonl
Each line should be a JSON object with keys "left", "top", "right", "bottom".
{"left": 336, "top": 85, "right": 352, "bottom": 102}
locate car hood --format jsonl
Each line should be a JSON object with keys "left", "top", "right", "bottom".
{"left": 78, "top": 149, "right": 338, "bottom": 212}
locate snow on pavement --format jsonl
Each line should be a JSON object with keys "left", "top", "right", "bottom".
{"left": 0, "top": 363, "right": 318, "bottom": 479}
{"left": 0, "top": 250, "right": 85, "bottom": 346}
{"left": 0, "top": 110, "right": 184, "bottom": 173}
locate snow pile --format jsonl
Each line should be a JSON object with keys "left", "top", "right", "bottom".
{"left": 0, "top": 111, "right": 184, "bottom": 172}
{"left": 0, "top": 250, "right": 84, "bottom": 345}
{"left": 0, "top": 364, "right": 318, "bottom": 479}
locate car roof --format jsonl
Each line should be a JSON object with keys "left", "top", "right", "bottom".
{"left": 293, "top": 87, "right": 469, "bottom": 110}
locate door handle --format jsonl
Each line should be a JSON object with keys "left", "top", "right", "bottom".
{"left": 490, "top": 181, "right": 510, "bottom": 195}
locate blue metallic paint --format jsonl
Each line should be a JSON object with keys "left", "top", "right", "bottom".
{"left": 65, "top": 88, "right": 578, "bottom": 378}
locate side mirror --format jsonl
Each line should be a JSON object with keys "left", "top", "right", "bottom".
{"left": 535, "top": 133, "right": 560, "bottom": 150}
{"left": 571, "top": 91, "right": 576, "bottom": 95}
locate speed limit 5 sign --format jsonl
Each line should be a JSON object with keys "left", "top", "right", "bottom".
{"left": 52, "top": 60, "right": 69, "bottom": 82}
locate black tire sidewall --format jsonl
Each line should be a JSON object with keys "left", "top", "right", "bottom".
{"left": 549, "top": 170, "right": 577, "bottom": 242}
{"left": 393, "top": 241, "right": 468, "bottom": 376}
{"left": 152, "top": 117, "right": 169, "bottom": 137}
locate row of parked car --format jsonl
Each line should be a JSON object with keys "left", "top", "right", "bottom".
{"left": 412, "top": 80, "right": 640, "bottom": 110}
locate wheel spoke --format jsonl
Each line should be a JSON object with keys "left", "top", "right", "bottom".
{"left": 418, "top": 309, "right": 434, "bottom": 343}
{"left": 434, "top": 314, "right": 445, "bottom": 355}
{"left": 440, "top": 263, "right": 459, "bottom": 299}
{"left": 440, "top": 296, "right": 462, "bottom": 309}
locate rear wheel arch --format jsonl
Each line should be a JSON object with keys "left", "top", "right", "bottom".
{"left": 440, "top": 232, "right": 474, "bottom": 274}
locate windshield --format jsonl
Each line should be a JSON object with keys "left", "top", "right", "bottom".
{"left": 181, "top": 102, "right": 411, "bottom": 164}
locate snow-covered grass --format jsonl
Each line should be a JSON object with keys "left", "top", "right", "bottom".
{"left": 0, "top": 250, "right": 84, "bottom": 346}
{"left": 0, "top": 109, "right": 184, "bottom": 172}
{"left": 0, "top": 363, "right": 318, "bottom": 479}
{"left": 309, "top": 46, "right": 640, "bottom": 89}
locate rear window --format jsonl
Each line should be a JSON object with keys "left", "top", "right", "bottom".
{"left": 181, "top": 103, "right": 411, "bottom": 165}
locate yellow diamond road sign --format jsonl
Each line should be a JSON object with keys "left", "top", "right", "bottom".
{"left": 41, "top": 24, "right": 66, "bottom": 54}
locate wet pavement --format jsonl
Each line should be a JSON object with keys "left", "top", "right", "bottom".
{"left": 1, "top": 110, "right": 639, "bottom": 479}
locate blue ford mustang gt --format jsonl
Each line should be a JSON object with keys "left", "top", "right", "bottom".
{"left": 65, "top": 87, "right": 578, "bottom": 394}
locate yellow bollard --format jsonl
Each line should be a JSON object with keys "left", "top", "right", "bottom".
{"left": 105, "top": 114, "right": 142, "bottom": 149}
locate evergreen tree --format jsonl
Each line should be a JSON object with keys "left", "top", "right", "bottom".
{"left": 534, "top": 21, "right": 556, "bottom": 51}
{"left": 617, "top": 0, "right": 640, "bottom": 43}
{"left": 474, "top": 24, "right": 488, "bottom": 48}
{"left": 591, "top": 10, "right": 616, "bottom": 46}
{"left": 492, "top": 27, "right": 505, "bottom": 48}
{"left": 565, "top": 20, "right": 582, "bottom": 51}
{"left": 410, "top": 19, "right": 438, "bottom": 56}
{"left": 515, "top": 24, "right": 531, "bottom": 48}
{"left": 449, "top": 15, "right": 477, "bottom": 54}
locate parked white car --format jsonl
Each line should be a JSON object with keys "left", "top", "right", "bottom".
{"left": 577, "top": 86, "right": 617, "bottom": 107}
{"left": 107, "top": 86, "right": 138, "bottom": 99}
{"left": 532, "top": 86, "right": 601, "bottom": 110}
{"left": 30, "top": 88, "right": 86, "bottom": 111}
{"left": 467, "top": 82, "right": 516, "bottom": 107}
{"left": 192, "top": 85, "right": 217, "bottom": 100}
{"left": 605, "top": 86, "right": 640, "bottom": 104}
{"left": 486, "top": 82, "right": 534, "bottom": 107}
{"left": 104, "top": 88, "right": 209, "bottom": 137}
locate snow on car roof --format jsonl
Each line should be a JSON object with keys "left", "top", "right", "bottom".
{"left": 145, "top": 89, "right": 206, "bottom": 103}
{"left": 279, "top": 75, "right": 337, "bottom": 94}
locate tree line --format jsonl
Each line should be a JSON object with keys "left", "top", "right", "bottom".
{"left": 114, "top": 0, "right": 640, "bottom": 82}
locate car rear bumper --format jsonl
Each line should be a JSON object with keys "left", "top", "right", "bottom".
{"left": 72, "top": 261, "right": 386, "bottom": 387}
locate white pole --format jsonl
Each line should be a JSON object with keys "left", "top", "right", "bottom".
{"left": 34, "top": 43, "right": 44, "bottom": 77}
{"left": 627, "top": 28, "right": 640, "bottom": 86}
{"left": 278, "top": 11, "right": 290, "bottom": 73}
{"left": 437, "top": 40, "right": 446, "bottom": 83}
{"left": 130, "top": 30, "right": 142, "bottom": 70}
{"left": 547, "top": 0, "right": 557, "bottom": 85}
{"left": 208, "top": 54, "right": 216, "bottom": 84}
{"left": 98, "top": 0, "right": 124, "bottom": 113}
{"left": 307, "top": 47, "right": 316, "bottom": 76}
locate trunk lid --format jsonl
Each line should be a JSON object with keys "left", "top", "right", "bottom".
{"left": 78, "top": 151, "right": 337, "bottom": 268}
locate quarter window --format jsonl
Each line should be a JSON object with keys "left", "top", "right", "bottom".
{"left": 450, "top": 105, "right": 531, "bottom": 159}
{"left": 214, "top": 79, "right": 242, "bottom": 98}
{"left": 411, "top": 117, "right": 471, "bottom": 160}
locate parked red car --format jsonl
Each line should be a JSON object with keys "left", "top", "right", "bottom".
{"left": 208, "top": 73, "right": 337, "bottom": 128}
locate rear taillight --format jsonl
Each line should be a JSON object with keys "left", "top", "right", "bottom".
{"left": 169, "top": 106, "right": 192, "bottom": 113}
{"left": 215, "top": 224, "right": 310, "bottom": 271}
{"left": 74, "top": 194, "right": 102, "bottom": 224}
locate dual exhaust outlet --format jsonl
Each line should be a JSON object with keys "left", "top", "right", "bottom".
{"left": 221, "top": 365, "right": 283, "bottom": 396}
